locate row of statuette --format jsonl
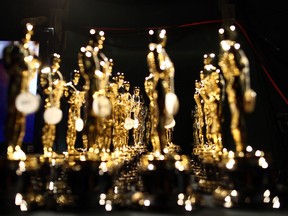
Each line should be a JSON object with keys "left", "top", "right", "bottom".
{"left": 0, "top": 23, "right": 287, "bottom": 214}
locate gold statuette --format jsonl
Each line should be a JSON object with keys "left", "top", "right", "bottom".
{"left": 145, "top": 29, "right": 179, "bottom": 156}
{"left": 3, "top": 23, "right": 41, "bottom": 160}
{"left": 64, "top": 70, "right": 86, "bottom": 156}
{"left": 218, "top": 25, "right": 256, "bottom": 154}
{"left": 40, "top": 53, "right": 65, "bottom": 158}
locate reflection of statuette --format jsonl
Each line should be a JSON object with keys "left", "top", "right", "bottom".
{"left": 244, "top": 89, "right": 257, "bottom": 113}
{"left": 164, "top": 118, "right": 176, "bottom": 129}
{"left": 124, "top": 117, "right": 134, "bottom": 130}
{"left": 133, "top": 118, "right": 139, "bottom": 129}
{"left": 165, "top": 92, "right": 179, "bottom": 116}
{"left": 92, "top": 95, "right": 112, "bottom": 118}
{"left": 15, "top": 92, "right": 40, "bottom": 114}
{"left": 44, "top": 106, "right": 63, "bottom": 124}
{"left": 75, "top": 117, "right": 84, "bottom": 132}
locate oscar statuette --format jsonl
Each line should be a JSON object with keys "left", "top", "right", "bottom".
{"left": 64, "top": 29, "right": 115, "bottom": 212}
{"left": 0, "top": 23, "right": 47, "bottom": 213}
{"left": 213, "top": 25, "right": 280, "bottom": 209}
{"left": 136, "top": 29, "right": 199, "bottom": 212}
{"left": 191, "top": 53, "right": 225, "bottom": 196}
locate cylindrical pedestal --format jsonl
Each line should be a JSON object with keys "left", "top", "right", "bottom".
{"left": 0, "top": 158, "right": 20, "bottom": 214}
{"left": 136, "top": 153, "right": 200, "bottom": 212}
{"left": 213, "top": 151, "right": 281, "bottom": 209}
{"left": 65, "top": 159, "right": 114, "bottom": 212}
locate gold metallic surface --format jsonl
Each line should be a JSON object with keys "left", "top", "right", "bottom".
{"left": 145, "top": 29, "right": 179, "bottom": 155}
{"left": 40, "top": 53, "right": 65, "bottom": 158}
{"left": 3, "top": 23, "right": 41, "bottom": 160}
{"left": 64, "top": 70, "right": 86, "bottom": 156}
{"left": 218, "top": 26, "right": 256, "bottom": 154}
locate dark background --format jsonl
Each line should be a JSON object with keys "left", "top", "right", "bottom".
{"left": 0, "top": 0, "right": 287, "bottom": 171}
